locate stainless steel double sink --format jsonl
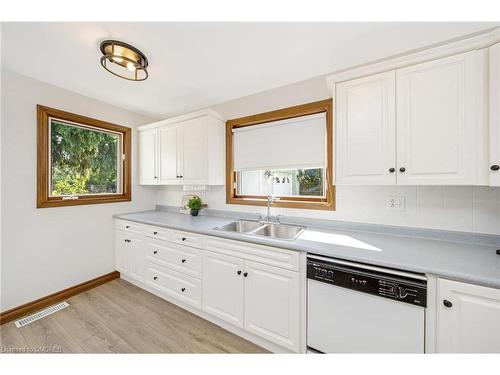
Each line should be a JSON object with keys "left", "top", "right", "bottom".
{"left": 214, "top": 220, "right": 305, "bottom": 241}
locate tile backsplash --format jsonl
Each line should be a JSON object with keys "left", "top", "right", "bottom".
{"left": 156, "top": 185, "right": 500, "bottom": 235}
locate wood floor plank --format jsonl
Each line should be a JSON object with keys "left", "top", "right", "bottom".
{"left": 0, "top": 278, "right": 267, "bottom": 353}
{"left": 98, "top": 279, "right": 266, "bottom": 353}
{"left": 0, "top": 322, "right": 29, "bottom": 352}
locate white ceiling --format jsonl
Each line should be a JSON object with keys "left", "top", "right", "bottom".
{"left": 2, "top": 22, "right": 498, "bottom": 118}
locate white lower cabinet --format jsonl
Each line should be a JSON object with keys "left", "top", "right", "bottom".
{"left": 244, "top": 261, "right": 300, "bottom": 352}
{"left": 115, "top": 221, "right": 303, "bottom": 353}
{"left": 437, "top": 278, "right": 500, "bottom": 353}
{"left": 145, "top": 262, "right": 202, "bottom": 308}
{"left": 202, "top": 251, "right": 245, "bottom": 327}
{"left": 115, "top": 230, "right": 144, "bottom": 283}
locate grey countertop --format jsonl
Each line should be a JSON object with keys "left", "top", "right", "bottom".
{"left": 114, "top": 208, "right": 500, "bottom": 289}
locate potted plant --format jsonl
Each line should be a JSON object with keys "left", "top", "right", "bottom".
{"left": 187, "top": 196, "right": 203, "bottom": 216}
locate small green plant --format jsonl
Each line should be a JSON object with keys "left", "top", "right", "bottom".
{"left": 187, "top": 196, "right": 203, "bottom": 210}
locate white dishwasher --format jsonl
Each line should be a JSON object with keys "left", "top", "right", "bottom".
{"left": 307, "top": 254, "right": 427, "bottom": 353}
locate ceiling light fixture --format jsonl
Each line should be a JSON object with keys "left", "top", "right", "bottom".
{"left": 100, "top": 40, "right": 148, "bottom": 81}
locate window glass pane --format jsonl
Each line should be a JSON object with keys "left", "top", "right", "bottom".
{"left": 237, "top": 168, "right": 324, "bottom": 197}
{"left": 50, "top": 119, "right": 120, "bottom": 196}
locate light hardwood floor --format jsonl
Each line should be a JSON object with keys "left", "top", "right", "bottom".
{"left": 0, "top": 279, "right": 267, "bottom": 353}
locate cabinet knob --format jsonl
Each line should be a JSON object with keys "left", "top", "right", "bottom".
{"left": 124, "top": 239, "right": 131, "bottom": 243}
{"left": 181, "top": 237, "right": 187, "bottom": 241}
{"left": 181, "top": 287, "right": 186, "bottom": 292}
{"left": 389, "top": 168, "right": 395, "bottom": 173}
{"left": 181, "top": 259, "right": 186, "bottom": 263}
{"left": 125, "top": 225, "right": 130, "bottom": 229}
{"left": 153, "top": 250, "right": 158, "bottom": 255}
{"left": 243, "top": 272, "right": 248, "bottom": 277}
{"left": 154, "top": 176, "right": 158, "bottom": 179}
{"left": 399, "top": 167, "right": 406, "bottom": 173}
{"left": 491, "top": 165, "right": 500, "bottom": 171}
{"left": 153, "top": 276, "right": 158, "bottom": 280}
{"left": 180, "top": 175, "right": 183, "bottom": 178}
{"left": 237, "top": 270, "right": 242, "bottom": 275}
{"left": 443, "top": 299, "right": 453, "bottom": 308}
{"left": 153, "top": 231, "right": 158, "bottom": 235}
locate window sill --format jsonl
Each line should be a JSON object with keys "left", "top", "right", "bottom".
{"left": 226, "top": 196, "right": 335, "bottom": 211}
{"left": 37, "top": 194, "right": 131, "bottom": 208}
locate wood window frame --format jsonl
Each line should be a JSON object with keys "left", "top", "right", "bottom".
{"left": 37, "top": 105, "right": 132, "bottom": 208}
{"left": 226, "top": 99, "right": 335, "bottom": 211}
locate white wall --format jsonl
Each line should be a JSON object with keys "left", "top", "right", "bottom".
{"left": 157, "top": 76, "right": 500, "bottom": 235}
{"left": 0, "top": 70, "right": 158, "bottom": 311}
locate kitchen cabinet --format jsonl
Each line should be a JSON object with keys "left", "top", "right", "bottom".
{"left": 333, "top": 50, "right": 488, "bottom": 186}
{"left": 138, "top": 129, "right": 157, "bottom": 184}
{"left": 114, "top": 220, "right": 304, "bottom": 353}
{"left": 202, "top": 251, "right": 245, "bottom": 327}
{"left": 437, "top": 278, "right": 500, "bottom": 353}
{"left": 115, "top": 230, "right": 129, "bottom": 274}
{"left": 397, "top": 50, "right": 488, "bottom": 185}
{"left": 336, "top": 71, "right": 396, "bottom": 185}
{"left": 138, "top": 109, "right": 225, "bottom": 186}
{"left": 158, "top": 125, "right": 179, "bottom": 184}
{"left": 490, "top": 42, "right": 500, "bottom": 186}
{"left": 244, "top": 260, "right": 300, "bottom": 352}
{"left": 114, "top": 231, "right": 144, "bottom": 282}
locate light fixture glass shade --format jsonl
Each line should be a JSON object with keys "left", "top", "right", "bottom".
{"left": 100, "top": 40, "right": 148, "bottom": 81}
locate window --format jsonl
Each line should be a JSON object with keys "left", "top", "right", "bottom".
{"left": 226, "top": 99, "right": 335, "bottom": 210}
{"left": 37, "top": 105, "right": 131, "bottom": 207}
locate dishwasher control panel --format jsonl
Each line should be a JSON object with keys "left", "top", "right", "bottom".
{"left": 307, "top": 257, "right": 427, "bottom": 307}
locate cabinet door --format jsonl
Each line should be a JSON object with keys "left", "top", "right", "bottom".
{"left": 115, "top": 231, "right": 130, "bottom": 274}
{"left": 438, "top": 278, "right": 500, "bottom": 353}
{"left": 139, "top": 129, "right": 158, "bottom": 185}
{"left": 158, "top": 125, "right": 180, "bottom": 185}
{"left": 202, "top": 251, "right": 244, "bottom": 327}
{"left": 244, "top": 261, "right": 300, "bottom": 352}
{"left": 179, "top": 119, "right": 208, "bottom": 184}
{"left": 128, "top": 235, "right": 145, "bottom": 282}
{"left": 396, "top": 50, "right": 486, "bottom": 185}
{"left": 336, "top": 71, "right": 396, "bottom": 185}
{"left": 490, "top": 42, "right": 500, "bottom": 186}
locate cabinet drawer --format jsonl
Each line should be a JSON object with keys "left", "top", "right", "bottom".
{"left": 171, "top": 230, "right": 203, "bottom": 249}
{"left": 206, "top": 237, "right": 300, "bottom": 271}
{"left": 143, "top": 225, "right": 171, "bottom": 241}
{"left": 145, "top": 262, "right": 201, "bottom": 308}
{"left": 145, "top": 241, "right": 202, "bottom": 278}
{"left": 115, "top": 220, "right": 144, "bottom": 234}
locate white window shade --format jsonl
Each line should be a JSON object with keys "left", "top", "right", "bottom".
{"left": 233, "top": 113, "right": 326, "bottom": 171}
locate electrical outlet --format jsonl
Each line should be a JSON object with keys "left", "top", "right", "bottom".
{"left": 386, "top": 196, "right": 405, "bottom": 210}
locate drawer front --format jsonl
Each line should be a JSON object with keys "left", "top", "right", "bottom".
{"left": 145, "top": 262, "right": 201, "bottom": 308}
{"left": 145, "top": 241, "right": 202, "bottom": 278}
{"left": 171, "top": 230, "right": 203, "bottom": 249}
{"left": 143, "top": 225, "right": 171, "bottom": 241}
{"left": 206, "top": 237, "right": 300, "bottom": 271}
{"left": 115, "top": 220, "right": 144, "bottom": 234}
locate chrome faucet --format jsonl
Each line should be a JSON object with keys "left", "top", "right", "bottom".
{"left": 266, "top": 194, "right": 274, "bottom": 222}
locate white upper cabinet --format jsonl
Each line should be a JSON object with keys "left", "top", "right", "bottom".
{"left": 396, "top": 50, "right": 488, "bottom": 185}
{"left": 336, "top": 71, "right": 396, "bottom": 185}
{"left": 437, "top": 278, "right": 500, "bottom": 353}
{"left": 138, "top": 109, "right": 225, "bottom": 185}
{"left": 490, "top": 42, "right": 500, "bottom": 186}
{"left": 180, "top": 118, "right": 209, "bottom": 185}
{"left": 158, "top": 125, "right": 179, "bottom": 184}
{"left": 139, "top": 129, "right": 158, "bottom": 185}
{"left": 333, "top": 49, "right": 489, "bottom": 186}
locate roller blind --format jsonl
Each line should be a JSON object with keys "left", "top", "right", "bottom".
{"left": 233, "top": 112, "right": 326, "bottom": 171}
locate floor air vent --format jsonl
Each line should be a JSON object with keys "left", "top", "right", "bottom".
{"left": 15, "top": 302, "right": 69, "bottom": 328}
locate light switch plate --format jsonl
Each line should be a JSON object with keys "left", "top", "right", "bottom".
{"left": 387, "top": 196, "right": 405, "bottom": 210}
